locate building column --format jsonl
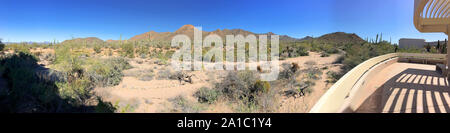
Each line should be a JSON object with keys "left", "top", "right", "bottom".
{"left": 447, "top": 25, "right": 449, "bottom": 81}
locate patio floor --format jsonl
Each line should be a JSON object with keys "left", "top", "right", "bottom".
{"left": 356, "top": 63, "right": 450, "bottom": 113}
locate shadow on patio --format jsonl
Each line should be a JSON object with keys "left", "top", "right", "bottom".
{"left": 358, "top": 68, "right": 450, "bottom": 113}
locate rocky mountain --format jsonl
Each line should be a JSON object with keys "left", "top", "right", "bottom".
{"left": 315, "top": 32, "right": 365, "bottom": 45}
{"left": 127, "top": 24, "right": 301, "bottom": 42}
{"left": 61, "top": 25, "right": 367, "bottom": 46}
{"left": 62, "top": 37, "right": 104, "bottom": 44}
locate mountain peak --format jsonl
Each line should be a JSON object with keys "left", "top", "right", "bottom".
{"left": 316, "top": 32, "right": 365, "bottom": 45}
{"left": 182, "top": 24, "right": 195, "bottom": 28}
{"left": 62, "top": 37, "right": 104, "bottom": 44}
{"left": 175, "top": 24, "right": 195, "bottom": 34}
{"left": 179, "top": 24, "right": 195, "bottom": 30}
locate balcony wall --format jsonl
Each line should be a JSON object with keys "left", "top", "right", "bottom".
{"left": 310, "top": 53, "right": 446, "bottom": 113}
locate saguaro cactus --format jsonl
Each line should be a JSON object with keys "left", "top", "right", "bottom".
{"left": 375, "top": 34, "right": 379, "bottom": 44}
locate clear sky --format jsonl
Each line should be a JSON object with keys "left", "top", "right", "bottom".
{"left": 0, "top": 0, "right": 447, "bottom": 43}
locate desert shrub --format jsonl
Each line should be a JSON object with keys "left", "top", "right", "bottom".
{"left": 215, "top": 71, "right": 259, "bottom": 101}
{"left": 254, "top": 85, "right": 279, "bottom": 112}
{"left": 280, "top": 45, "right": 309, "bottom": 59}
{"left": 213, "top": 71, "right": 277, "bottom": 112}
{"left": 321, "top": 45, "right": 339, "bottom": 54}
{"left": 54, "top": 43, "right": 82, "bottom": 70}
{"left": 138, "top": 73, "right": 154, "bottom": 81}
{"left": 398, "top": 48, "right": 423, "bottom": 53}
{"left": 333, "top": 55, "right": 345, "bottom": 64}
{"left": 296, "top": 46, "right": 309, "bottom": 56}
{"left": 121, "top": 42, "right": 135, "bottom": 58}
{"left": 93, "top": 44, "right": 102, "bottom": 54}
{"left": 86, "top": 57, "right": 131, "bottom": 87}
{"left": 56, "top": 76, "right": 91, "bottom": 105}
{"left": 42, "top": 53, "right": 56, "bottom": 64}
{"left": 279, "top": 62, "right": 300, "bottom": 80}
{"left": 125, "top": 68, "right": 155, "bottom": 81}
{"left": 0, "top": 53, "right": 71, "bottom": 112}
{"left": 95, "top": 97, "right": 117, "bottom": 113}
{"left": 156, "top": 68, "right": 173, "bottom": 80}
{"left": 52, "top": 46, "right": 92, "bottom": 104}
{"left": 326, "top": 71, "right": 342, "bottom": 83}
{"left": 252, "top": 80, "right": 271, "bottom": 94}
{"left": 169, "top": 95, "right": 205, "bottom": 113}
{"left": 194, "top": 87, "right": 221, "bottom": 104}
{"left": 304, "top": 67, "right": 322, "bottom": 80}
{"left": 8, "top": 43, "right": 30, "bottom": 54}
{"left": 150, "top": 69, "right": 193, "bottom": 84}
{"left": 54, "top": 44, "right": 128, "bottom": 105}
{"left": 234, "top": 97, "right": 260, "bottom": 113}
{"left": 0, "top": 51, "right": 118, "bottom": 112}
{"left": 320, "top": 52, "right": 330, "bottom": 57}
{"left": 136, "top": 43, "right": 149, "bottom": 58}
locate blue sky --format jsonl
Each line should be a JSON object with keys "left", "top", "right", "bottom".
{"left": 0, "top": 0, "right": 447, "bottom": 43}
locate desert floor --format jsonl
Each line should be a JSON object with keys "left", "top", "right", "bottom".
{"left": 93, "top": 52, "right": 341, "bottom": 113}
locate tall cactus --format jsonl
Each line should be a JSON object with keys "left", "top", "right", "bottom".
{"left": 437, "top": 40, "right": 441, "bottom": 53}
{"left": 444, "top": 39, "right": 448, "bottom": 54}
{"left": 375, "top": 34, "right": 379, "bottom": 44}
{"left": 379, "top": 33, "right": 383, "bottom": 43}
{"left": 389, "top": 37, "right": 392, "bottom": 44}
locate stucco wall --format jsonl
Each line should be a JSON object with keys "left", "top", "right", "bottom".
{"left": 399, "top": 38, "right": 425, "bottom": 49}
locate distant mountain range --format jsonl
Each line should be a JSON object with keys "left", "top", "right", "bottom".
{"left": 62, "top": 24, "right": 365, "bottom": 45}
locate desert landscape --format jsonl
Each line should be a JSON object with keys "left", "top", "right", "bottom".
{"left": 0, "top": 24, "right": 404, "bottom": 113}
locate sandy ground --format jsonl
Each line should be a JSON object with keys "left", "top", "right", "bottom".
{"left": 94, "top": 52, "right": 342, "bottom": 113}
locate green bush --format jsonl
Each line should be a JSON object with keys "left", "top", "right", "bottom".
{"left": 121, "top": 42, "right": 135, "bottom": 58}
{"left": 0, "top": 53, "right": 72, "bottom": 112}
{"left": 87, "top": 57, "right": 131, "bottom": 87}
{"left": 215, "top": 71, "right": 258, "bottom": 100}
{"left": 296, "top": 46, "right": 309, "bottom": 56}
{"left": 56, "top": 76, "right": 91, "bottom": 105}
{"left": 194, "top": 87, "right": 221, "bottom": 104}
{"left": 252, "top": 80, "right": 271, "bottom": 94}
{"left": 169, "top": 95, "right": 204, "bottom": 113}
{"left": 8, "top": 43, "right": 30, "bottom": 54}
{"left": 213, "top": 70, "right": 278, "bottom": 112}
{"left": 135, "top": 43, "right": 149, "bottom": 58}
{"left": 304, "top": 67, "right": 322, "bottom": 80}
{"left": 93, "top": 44, "right": 102, "bottom": 54}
